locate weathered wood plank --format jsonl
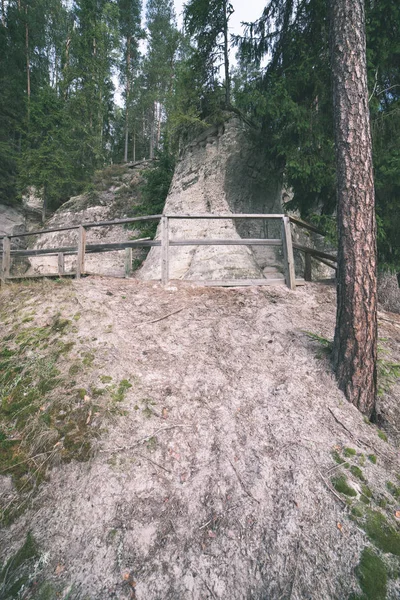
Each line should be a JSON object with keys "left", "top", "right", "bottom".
{"left": 304, "top": 252, "right": 312, "bottom": 282}
{"left": 11, "top": 239, "right": 158, "bottom": 257}
{"left": 189, "top": 278, "right": 306, "bottom": 287}
{"left": 169, "top": 239, "right": 282, "bottom": 247}
{"left": 76, "top": 225, "right": 86, "bottom": 279}
{"left": 292, "top": 243, "right": 337, "bottom": 263}
{"left": 289, "top": 216, "right": 326, "bottom": 236}
{"left": 58, "top": 253, "right": 65, "bottom": 276}
{"left": 125, "top": 248, "right": 133, "bottom": 278}
{"left": 281, "top": 216, "right": 296, "bottom": 290}
{"left": 1, "top": 236, "right": 11, "bottom": 285}
{"left": 161, "top": 215, "right": 169, "bottom": 285}
{"left": 166, "top": 213, "right": 285, "bottom": 220}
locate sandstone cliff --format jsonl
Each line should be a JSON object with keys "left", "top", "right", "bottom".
{"left": 139, "top": 117, "right": 285, "bottom": 281}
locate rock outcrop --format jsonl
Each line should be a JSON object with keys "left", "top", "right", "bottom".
{"left": 139, "top": 117, "right": 285, "bottom": 281}
{"left": 25, "top": 164, "right": 149, "bottom": 278}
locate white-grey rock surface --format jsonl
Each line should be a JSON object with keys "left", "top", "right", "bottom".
{"left": 139, "top": 117, "right": 285, "bottom": 281}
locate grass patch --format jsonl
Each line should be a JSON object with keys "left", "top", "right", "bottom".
{"left": 0, "top": 532, "right": 39, "bottom": 599}
{"left": 378, "top": 430, "right": 388, "bottom": 442}
{"left": 331, "top": 475, "right": 357, "bottom": 497}
{"left": 350, "top": 465, "right": 366, "bottom": 482}
{"left": 368, "top": 454, "right": 377, "bottom": 465}
{"left": 344, "top": 447, "right": 357, "bottom": 458}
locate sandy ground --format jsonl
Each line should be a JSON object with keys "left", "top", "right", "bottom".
{"left": 1, "top": 278, "right": 400, "bottom": 599}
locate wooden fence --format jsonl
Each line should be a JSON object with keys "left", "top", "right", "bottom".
{"left": 0, "top": 214, "right": 337, "bottom": 289}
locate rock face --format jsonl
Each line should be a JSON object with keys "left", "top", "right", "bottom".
{"left": 25, "top": 164, "right": 148, "bottom": 278}
{"left": 139, "top": 117, "right": 285, "bottom": 281}
{"left": 0, "top": 204, "right": 26, "bottom": 239}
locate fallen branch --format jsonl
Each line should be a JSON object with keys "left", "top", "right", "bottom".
{"left": 228, "top": 459, "right": 260, "bottom": 504}
{"left": 101, "top": 425, "right": 191, "bottom": 454}
{"left": 327, "top": 407, "right": 355, "bottom": 439}
{"left": 136, "top": 452, "right": 172, "bottom": 473}
{"left": 135, "top": 307, "right": 185, "bottom": 327}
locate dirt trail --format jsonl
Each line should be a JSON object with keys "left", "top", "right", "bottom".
{"left": 1, "top": 278, "right": 400, "bottom": 599}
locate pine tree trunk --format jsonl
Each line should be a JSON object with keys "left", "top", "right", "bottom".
{"left": 329, "top": 0, "right": 377, "bottom": 417}
{"left": 124, "top": 38, "right": 131, "bottom": 163}
{"left": 223, "top": 0, "right": 230, "bottom": 106}
{"left": 25, "top": 5, "right": 30, "bottom": 105}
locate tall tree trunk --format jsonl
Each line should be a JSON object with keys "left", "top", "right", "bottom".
{"left": 329, "top": 0, "right": 377, "bottom": 417}
{"left": 222, "top": 0, "right": 230, "bottom": 106}
{"left": 149, "top": 101, "right": 155, "bottom": 159}
{"left": 1, "top": 0, "right": 5, "bottom": 26}
{"left": 124, "top": 36, "right": 131, "bottom": 163}
{"left": 25, "top": 5, "right": 30, "bottom": 109}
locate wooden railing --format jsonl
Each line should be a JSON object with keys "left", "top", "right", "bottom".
{"left": 288, "top": 216, "right": 337, "bottom": 280}
{"left": 0, "top": 213, "right": 336, "bottom": 289}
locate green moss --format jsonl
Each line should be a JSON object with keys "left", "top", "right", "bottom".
{"left": 352, "top": 506, "right": 365, "bottom": 518}
{"left": 332, "top": 475, "right": 357, "bottom": 497}
{"left": 332, "top": 450, "right": 345, "bottom": 464}
{"left": 378, "top": 430, "right": 388, "bottom": 442}
{"left": 82, "top": 352, "right": 95, "bottom": 367}
{"left": 73, "top": 313, "right": 81, "bottom": 321}
{"left": 100, "top": 375, "right": 113, "bottom": 384}
{"left": 111, "top": 379, "right": 132, "bottom": 402}
{"left": 58, "top": 341, "right": 75, "bottom": 354}
{"left": 69, "top": 363, "right": 81, "bottom": 376}
{"left": 386, "top": 481, "right": 400, "bottom": 499}
{"left": 344, "top": 447, "right": 357, "bottom": 458}
{"left": 368, "top": 454, "right": 377, "bottom": 464}
{"left": 351, "top": 465, "right": 366, "bottom": 481}
{"left": 362, "top": 509, "right": 400, "bottom": 556}
{"left": 361, "top": 485, "right": 373, "bottom": 499}
{"left": 51, "top": 315, "right": 71, "bottom": 333}
{"left": 356, "top": 547, "right": 387, "bottom": 600}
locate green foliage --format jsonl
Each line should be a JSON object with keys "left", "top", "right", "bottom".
{"left": 331, "top": 475, "right": 357, "bottom": 497}
{"left": 355, "top": 547, "right": 387, "bottom": 600}
{"left": 237, "top": 0, "right": 400, "bottom": 270}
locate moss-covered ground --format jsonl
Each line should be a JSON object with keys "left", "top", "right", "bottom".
{"left": 0, "top": 286, "right": 132, "bottom": 525}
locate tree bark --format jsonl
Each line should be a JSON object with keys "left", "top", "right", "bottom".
{"left": 329, "top": 0, "right": 377, "bottom": 417}
{"left": 124, "top": 36, "right": 131, "bottom": 163}
{"left": 222, "top": 0, "right": 230, "bottom": 106}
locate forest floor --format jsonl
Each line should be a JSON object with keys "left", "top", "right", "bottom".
{"left": 0, "top": 277, "right": 400, "bottom": 600}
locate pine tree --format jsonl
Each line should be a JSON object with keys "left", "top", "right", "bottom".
{"left": 184, "top": 0, "right": 234, "bottom": 107}
{"left": 118, "top": 0, "right": 143, "bottom": 162}
{"left": 329, "top": 0, "right": 377, "bottom": 416}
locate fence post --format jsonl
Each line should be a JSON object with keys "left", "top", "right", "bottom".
{"left": 58, "top": 252, "right": 65, "bottom": 277}
{"left": 304, "top": 252, "right": 312, "bottom": 282}
{"left": 125, "top": 248, "right": 132, "bottom": 278}
{"left": 1, "top": 236, "right": 11, "bottom": 285}
{"left": 161, "top": 215, "right": 169, "bottom": 285}
{"left": 281, "top": 216, "right": 296, "bottom": 290}
{"left": 76, "top": 225, "right": 86, "bottom": 279}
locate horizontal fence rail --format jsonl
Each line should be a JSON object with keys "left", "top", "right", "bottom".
{"left": 0, "top": 213, "right": 337, "bottom": 288}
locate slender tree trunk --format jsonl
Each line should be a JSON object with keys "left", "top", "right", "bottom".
{"left": 1, "top": 0, "right": 5, "bottom": 26}
{"left": 132, "top": 129, "right": 136, "bottom": 163}
{"left": 329, "top": 0, "right": 377, "bottom": 417}
{"left": 149, "top": 101, "right": 155, "bottom": 159}
{"left": 25, "top": 5, "right": 30, "bottom": 110}
{"left": 124, "top": 36, "right": 131, "bottom": 163}
{"left": 222, "top": 0, "right": 230, "bottom": 106}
